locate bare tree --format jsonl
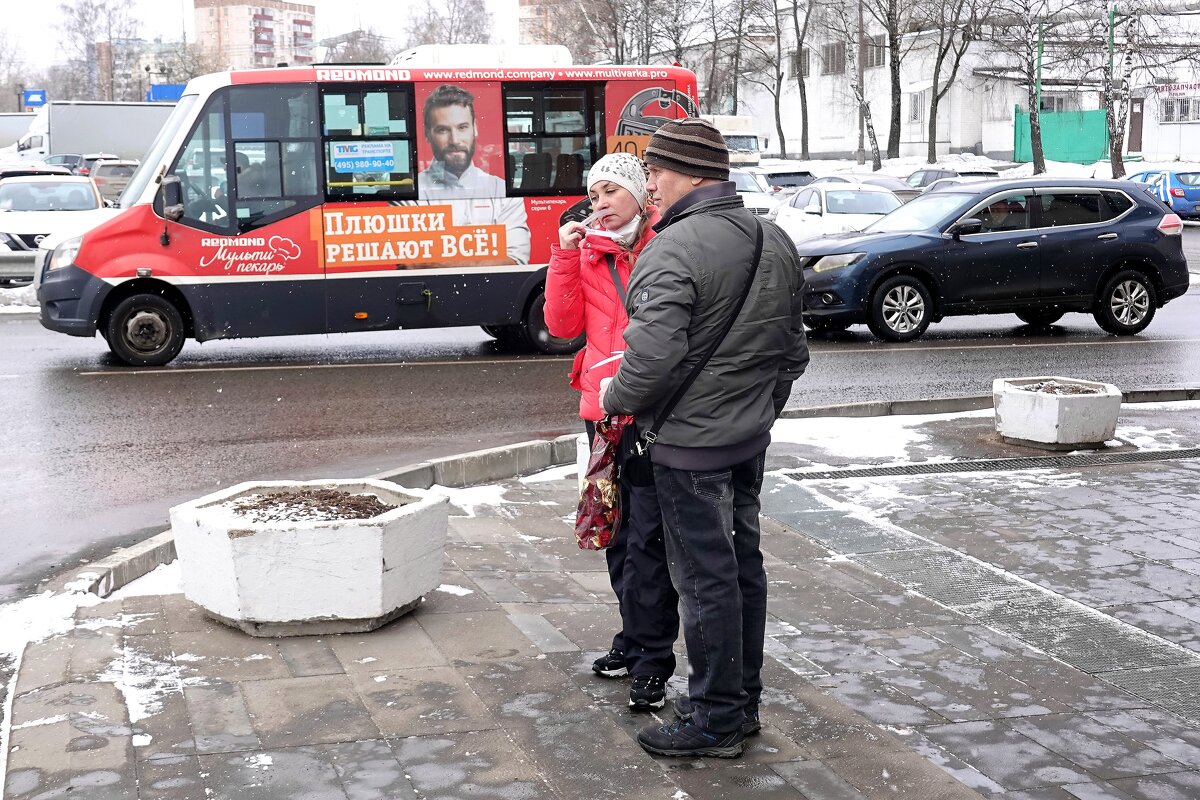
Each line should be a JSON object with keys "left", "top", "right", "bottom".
{"left": 405, "top": 0, "right": 495, "bottom": 46}
{"left": 323, "top": 28, "right": 399, "bottom": 64}
{"left": 58, "top": 0, "right": 140, "bottom": 101}
{"left": 789, "top": 0, "right": 814, "bottom": 158}
{"left": 1075, "top": 2, "right": 1200, "bottom": 177}
{"left": 861, "top": 0, "right": 917, "bottom": 159}
{"left": 0, "top": 31, "right": 27, "bottom": 112}
{"left": 822, "top": 0, "right": 883, "bottom": 168}
{"left": 916, "top": 0, "right": 985, "bottom": 163}
{"left": 974, "top": 0, "right": 1094, "bottom": 173}
{"left": 743, "top": 0, "right": 790, "bottom": 156}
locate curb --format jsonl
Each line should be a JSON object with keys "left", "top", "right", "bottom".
{"left": 70, "top": 388, "right": 1200, "bottom": 599}
{"left": 779, "top": 387, "right": 1200, "bottom": 419}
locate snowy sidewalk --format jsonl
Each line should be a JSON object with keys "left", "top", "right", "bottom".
{"left": 4, "top": 402, "right": 1200, "bottom": 799}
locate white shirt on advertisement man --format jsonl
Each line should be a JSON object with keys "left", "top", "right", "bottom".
{"left": 418, "top": 160, "right": 531, "bottom": 264}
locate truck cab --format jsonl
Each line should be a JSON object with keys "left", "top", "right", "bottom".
{"left": 700, "top": 114, "right": 762, "bottom": 166}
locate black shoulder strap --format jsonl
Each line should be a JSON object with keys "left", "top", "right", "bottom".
{"left": 638, "top": 217, "right": 764, "bottom": 449}
{"left": 604, "top": 254, "right": 627, "bottom": 305}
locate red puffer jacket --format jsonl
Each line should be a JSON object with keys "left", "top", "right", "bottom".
{"left": 545, "top": 208, "right": 659, "bottom": 421}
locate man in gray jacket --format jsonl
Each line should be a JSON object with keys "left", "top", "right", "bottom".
{"left": 600, "top": 118, "right": 809, "bottom": 758}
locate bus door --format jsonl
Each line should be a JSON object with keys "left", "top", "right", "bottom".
{"left": 167, "top": 83, "right": 325, "bottom": 340}
{"left": 319, "top": 84, "right": 429, "bottom": 332}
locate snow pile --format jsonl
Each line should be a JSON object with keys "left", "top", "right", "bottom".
{"left": 0, "top": 284, "right": 36, "bottom": 313}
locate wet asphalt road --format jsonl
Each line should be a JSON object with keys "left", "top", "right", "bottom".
{"left": 0, "top": 245, "right": 1198, "bottom": 602}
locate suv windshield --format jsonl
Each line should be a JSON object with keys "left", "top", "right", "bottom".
{"left": 866, "top": 191, "right": 971, "bottom": 233}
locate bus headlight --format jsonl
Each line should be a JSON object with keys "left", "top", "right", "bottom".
{"left": 47, "top": 236, "right": 83, "bottom": 271}
{"left": 811, "top": 253, "right": 864, "bottom": 273}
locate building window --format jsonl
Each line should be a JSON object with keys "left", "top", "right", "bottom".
{"left": 792, "top": 48, "right": 810, "bottom": 79}
{"left": 907, "top": 90, "right": 927, "bottom": 123}
{"left": 1039, "top": 94, "right": 1081, "bottom": 113}
{"left": 865, "top": 34, "right": 886, "bottom": 69}
{"left": 820, "top": 42, "right": 845, "bottom": 75}
{"left": 1161, "top": 97, "right": 1198, "bottom": 123}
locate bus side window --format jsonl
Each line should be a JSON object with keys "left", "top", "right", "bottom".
{"left": 227, "top": 85, "right": 322, "bottom": 231}
{"left": 504, "top": 85, "right": 601, "bottom": 195}
{"left": 321, "top": 87, "right": 416, "bottom": 199}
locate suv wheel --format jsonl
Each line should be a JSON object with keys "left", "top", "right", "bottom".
{"left": 1093, "top": 269, "right": 1157, "bottom": 335}
{"left": 868, "top": 275, "right": 932, "bottom": 342}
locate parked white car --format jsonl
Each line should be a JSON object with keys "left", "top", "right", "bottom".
{"left": 0, "top": 175, "right": 117, "bottom": 284}
{"left": 773, "top": 183, "right": 901, "bottom": 244}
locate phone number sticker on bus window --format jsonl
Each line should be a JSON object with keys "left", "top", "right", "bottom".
{"left": 330, "top": 141, "right": 396, "bottom": 174}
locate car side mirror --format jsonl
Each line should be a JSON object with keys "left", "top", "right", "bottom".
{"left": 949, "top": 218, "right": 983, "bottom": 238}
{"left": 161, "top": 174, "right": 184, "bottom": 222}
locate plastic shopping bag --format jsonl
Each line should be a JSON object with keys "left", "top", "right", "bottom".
{"left": 575, "top": 416, "right": 630, "bottom": 550}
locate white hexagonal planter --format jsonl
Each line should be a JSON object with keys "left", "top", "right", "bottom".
{"left": 169, "top": 479, "right": 448, "bottom": 637}
{"left": 993, "top": 376, "right": 1122, "bottom": 450}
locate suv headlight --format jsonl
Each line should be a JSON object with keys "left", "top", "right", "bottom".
{"left": 810, "top": 252, "right": 864, "bottom": 273}
{"left": 47, "top": 235, "right": 83, "bottom": 271}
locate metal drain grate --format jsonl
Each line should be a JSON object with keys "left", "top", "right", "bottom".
{"left": 1103, "top": 665, "right": 1200, "bottom": 721}
{"left": 785, "top": 447, "right": 1200, "bottom": 482}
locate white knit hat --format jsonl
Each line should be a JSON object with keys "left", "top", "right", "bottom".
{"left": 587, "top": 152, "right": 649, "bottom": 210}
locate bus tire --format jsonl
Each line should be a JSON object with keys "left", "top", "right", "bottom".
{"left": 105, "top": 293, "right": 186, "bottom": 367}
{"left": 521, "top": 289, "right": 585, "bottom": 355}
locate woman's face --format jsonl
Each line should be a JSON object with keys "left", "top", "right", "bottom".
{"left": 588, "top": 180, "right": 642, "bottom": 230}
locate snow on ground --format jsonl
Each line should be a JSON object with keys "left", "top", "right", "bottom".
{"left": 771, "top": 408, "right": 992, "bottom": 463}
{"left": 0, "top": 284, "right": 35, "bottom": 312}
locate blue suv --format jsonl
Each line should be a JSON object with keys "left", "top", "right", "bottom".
{"left": 800, "top": 178, "right": 1189, "bottom": 341}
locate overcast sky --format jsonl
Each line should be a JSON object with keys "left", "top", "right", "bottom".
{"left": 14, "top": 0, "right": 520, "bottom": 73}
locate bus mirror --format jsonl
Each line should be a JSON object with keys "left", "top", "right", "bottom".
{"left": 161, "top": 175, "right": 184, "bottom": 222}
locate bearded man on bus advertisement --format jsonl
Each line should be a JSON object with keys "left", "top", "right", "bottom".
{"left": 416, "top": 83, "right": 531, "bottom": 265}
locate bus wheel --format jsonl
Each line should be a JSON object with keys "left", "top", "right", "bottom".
{"left": 522, "top": 290, "right": 584, "bottom": 355}
{"left": 105, "top": 294, "right": 186, "bottom": 366}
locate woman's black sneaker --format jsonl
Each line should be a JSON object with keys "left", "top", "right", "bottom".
{"left": 591, "top": 648, "right": 628, "bottom": 678}
{"left": 673, "top": 697, "right": 761, "bottom": 735}
{"left": 628, "top": 675, "right": 667, "bottom": 710}
{"left": 636, "top": 718, "right": 744, "bottom": 758}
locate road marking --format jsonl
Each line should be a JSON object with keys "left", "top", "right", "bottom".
{"left": 78, "top": 356, "right": 572, "bottom": 377}
{"left": 811, "top": 336, "right": 1200, "bottom": 354}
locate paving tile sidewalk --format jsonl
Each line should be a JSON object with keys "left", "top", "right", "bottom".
{"left": 6, "top": 402, "right": 1200, "bottom": 799}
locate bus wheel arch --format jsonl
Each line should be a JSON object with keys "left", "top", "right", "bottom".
{"left": 99, "top": 280, "right": 193, "bottom": 366}
{"left": 520, "top": 283, "right": 585, "bottom": 355}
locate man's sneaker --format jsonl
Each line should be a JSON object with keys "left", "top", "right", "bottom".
{"left": 673, "top": 697, "right": 761, "bottom": 736}
{"left": 628, "top": 675, "right": 667, "bottom": 710}
{"left": 636, "top": 718, "right": 744, "bottom": 758}
{"left": 591, "top": 648, "right": 628, "bottom": 678}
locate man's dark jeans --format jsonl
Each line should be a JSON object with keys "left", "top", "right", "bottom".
{"left": 586, "top": 422, "right": 680, "bottom": 678}
{"left": 653, "top": 451, "right": 767, "bottom": 734}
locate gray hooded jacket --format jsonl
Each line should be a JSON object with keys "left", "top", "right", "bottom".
{"left": 605, "top": 184, "right": 809, "bottom": 468}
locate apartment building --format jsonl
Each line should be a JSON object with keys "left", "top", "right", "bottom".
{"left": 194, "top": 0, "right": 316, "bottom": 70}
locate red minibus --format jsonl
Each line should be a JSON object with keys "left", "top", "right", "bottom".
{"left": 37, "top": 62, "right": 698, "bottom": 365}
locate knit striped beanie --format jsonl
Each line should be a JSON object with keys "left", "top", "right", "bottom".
{"left": 643, "top": 118, "right": 730, "bottom": 181}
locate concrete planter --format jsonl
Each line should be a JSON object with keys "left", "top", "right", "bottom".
{"left": 993, "top": 376, "right": 1122, "bottom": 450}
{"left": 169, "top": 479, "right": 448, "bottom": 637}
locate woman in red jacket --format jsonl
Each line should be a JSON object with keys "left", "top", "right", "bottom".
{"left": 545, "top": 152, "right": 678, "bottom": 712}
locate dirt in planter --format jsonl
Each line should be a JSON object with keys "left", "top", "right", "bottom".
{"left": 1016, "top": 380, "right": 1103, "bottom": 396}
{"left": 232, "top": 488, "right": 403, "bottom": 523}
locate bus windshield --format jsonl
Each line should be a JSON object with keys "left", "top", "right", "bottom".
{"left": 121, "top": 94, "right": 198, "bottom": 209}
